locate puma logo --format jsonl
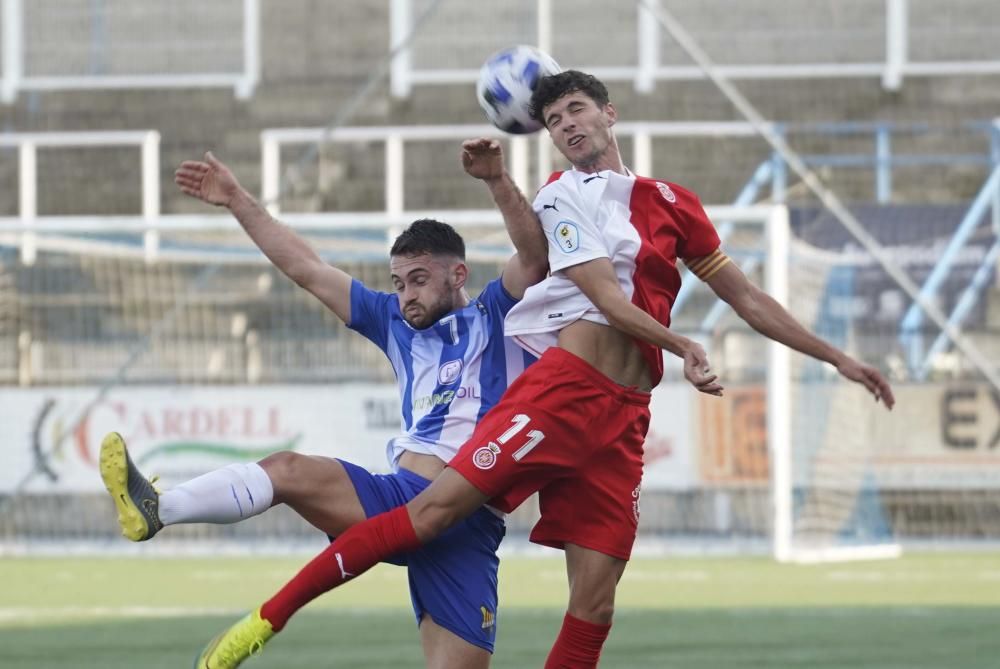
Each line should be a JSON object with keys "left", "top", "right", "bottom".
{"left": 542, "top": 198, "right": 559, "bottom": 212}
{"left": 335, "top": 552, "right": 355, "bottom": 580}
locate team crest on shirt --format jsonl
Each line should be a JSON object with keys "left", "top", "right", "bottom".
{"left": 438, "top": 359, "right": 464, "bottom": 385}
{"left": 656, "top": 182, "right": 677, "bottom": 204}
{"left": 473, "top": 441, "right": 501, "bottom": 470}
{"left": 553, "top": 220, "right": 580, "bottom": 254}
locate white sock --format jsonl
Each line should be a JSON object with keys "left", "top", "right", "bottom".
{"left": 158, "top": 462, "right": 274, "bottom": 526}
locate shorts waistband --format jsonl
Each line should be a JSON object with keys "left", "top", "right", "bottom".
{"left": 541, "top": 347, "right": 651, "bottom": 407}
{"left": 396, "top": 466, "right": 431, "bottom": 487}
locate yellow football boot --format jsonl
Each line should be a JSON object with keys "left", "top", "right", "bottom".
{"left": 194, "top": 608, "right": 276, "bottom": 669}
{"left": 99, "top": 431, "right": 163, "bottom": 541}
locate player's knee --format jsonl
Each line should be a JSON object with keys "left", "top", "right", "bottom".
{"left": 406, "top": 496, "right": 460, "bottom": 542}
{"left": 257, "top": 450, "right": 307, "bottom": 500}
{"left": 567, "top": 595, "right": 616, "bottom": 625}
{"left": 405, "top": 470, "right": 485, "bottom": 541}
{"left": 568, "top": 581, "right": 615, "bottom": 625}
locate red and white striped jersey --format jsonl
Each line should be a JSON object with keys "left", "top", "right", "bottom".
{"left": 504, "top": 168, "right": 728, "bottom": 385}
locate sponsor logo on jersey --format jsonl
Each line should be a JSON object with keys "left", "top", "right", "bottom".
{"left": 657, "top": 182, "right": 677, "bottom": 204}
{"left": 473, "top": 441, "right": 501, "bottom": 470}
{"left": 438, "top": 359, "right": 464, "bottom": 385}
{"left": 631, "top": 483, "right": 642, "bottom": 523}
{"left": 411, "top": 386, "right": 481, "bottom": 411}
{"left": 553, "top": 220, "right": 580, "bottom": 253}
{"left": 481, "top": 605, "right": 496, "bottom": 630}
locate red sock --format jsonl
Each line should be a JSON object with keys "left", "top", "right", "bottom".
{"left": 259, "top": 506, "right": 421, "bottom": 631}
{"left": 543, "top": 612, "right": 612, "bottom": 669}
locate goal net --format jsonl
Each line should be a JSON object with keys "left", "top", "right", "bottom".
{"left": 686, "top": 202, "right": 998, "bottom": 564}
{"left": 0, "top": 225, "right": 517, "bottom": 554}
{"left": 1, "top": 205, "right": 997, "bottom": 559}
{"left": 665, "top": 205, "right": 905, "bottom": 563}
{"left": 776, "top": 231, "right": 902, "bottom": 562}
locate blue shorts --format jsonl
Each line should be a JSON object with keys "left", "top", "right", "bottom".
{"left": 337, "top": 459, "right": 506, "bottom": 653}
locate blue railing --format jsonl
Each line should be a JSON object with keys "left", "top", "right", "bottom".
{"left": 680, "top": 119, "right": 1000, "bottom": 379}
{"left": 900, "top": 163, "right": 1000, "bottom": 377}
{"left": 775, "top": 121, "right": 997, "bottom": 205}
{"left": 671, "top": 160, "right": 773, "bottom": 316}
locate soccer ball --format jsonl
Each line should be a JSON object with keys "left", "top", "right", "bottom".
{"left": 476, "top": 45, "right": 562, "bottom": 135}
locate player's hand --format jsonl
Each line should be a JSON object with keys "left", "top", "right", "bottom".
{"left": 682, "top": 342, "right": 724, "bottom": 397}
{"left": 174, "top": 152, "right": 241, "bottom": 208}
{"left": 461, "top": 138, "right": 504, "bottom": 181}
{"left": 837, "top": 358, "right": 895, "bottom": 410}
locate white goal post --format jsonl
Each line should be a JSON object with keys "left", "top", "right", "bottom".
{"left": 694, "top": 205, "right": 903, "bottom": 564}
{"left": 762, "top": 205, "right": 902, "bottom": 564}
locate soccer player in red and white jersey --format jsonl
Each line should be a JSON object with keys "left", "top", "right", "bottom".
{"left": 196, "top": 71, "right": 895, "bottom": 668}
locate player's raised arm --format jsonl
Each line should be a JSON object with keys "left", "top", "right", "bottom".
{"left": 174, "top": 152, "right": 353, "bottom": 323}
{"left": 703, "top": 260, "right": 895, "bottom": 409}
{"left": 461, "top": 138, "right": 548, "bottom": 299}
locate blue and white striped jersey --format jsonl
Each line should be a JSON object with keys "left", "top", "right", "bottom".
{"left": 348, "top": 278, "right": 536, "bottom": 468}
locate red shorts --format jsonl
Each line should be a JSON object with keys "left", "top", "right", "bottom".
{"left": 449, "top": 347, "right": 650, "bottom": 560}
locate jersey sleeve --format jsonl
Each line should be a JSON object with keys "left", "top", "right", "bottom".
{"left": 673, "top": 184, "right": 730, "bottom": 281}
{"left": 346, "top": 278, "right": 396, "bottom": 351}
{"left": 477, "top": 277, "right": 519, "bottom": 319}
{"left": 533, "top": 178, "right": 610, "bottom": 274}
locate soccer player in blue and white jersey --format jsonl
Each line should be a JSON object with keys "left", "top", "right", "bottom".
{"left": 100, "top": 139, "right": 547, "bottom": 668}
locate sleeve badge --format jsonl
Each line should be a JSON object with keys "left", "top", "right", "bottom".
{"left": 553, "top": 220, "right": 581, "bottom": 253}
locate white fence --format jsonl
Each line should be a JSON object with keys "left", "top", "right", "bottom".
{"left": 2, "top": 1, "right": 999, "bottom": 105}
{"left": 0, "top": 122, "right": 768, "bottom": 263}
{"left": 260, "top": 121, "right": 766, "bottom": 214}
{"left": 1, "top": 119, "right": 996, "bottom": 264}
{"left": 0, "top": 130, "right": 160, "bottom": 263}
{"left": 0, "top": 0, "right": 259, "bottom": 103}
{"left": 390, "top": 0, "right": 1000, "bottom": 96}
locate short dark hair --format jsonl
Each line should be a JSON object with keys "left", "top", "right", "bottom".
{"left": 390, "top": 218, "right": 465, "bottom": 260}
{"left": 529, "top": 70, "right": 610, "bottom": 124}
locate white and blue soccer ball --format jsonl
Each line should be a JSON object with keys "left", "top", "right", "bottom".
{"left": 476, "top": 45, "right": 562, "bottom": 135}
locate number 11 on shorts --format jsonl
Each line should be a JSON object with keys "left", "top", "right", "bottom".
{"left": 497, "top": 414, "right": 545, "bottom": 461}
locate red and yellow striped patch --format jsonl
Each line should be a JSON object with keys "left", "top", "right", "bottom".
{"left": 684, "top": 249, "right": 731, "bottom": 281}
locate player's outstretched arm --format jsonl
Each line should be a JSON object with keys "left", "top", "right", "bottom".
{"left": 175, "top": 152, "right": 353, "bottom": 323}
{"left": 461, "top": 138, "right": 548, "bottom": 299}
{"left": 562, "top": 257, "right": 723, "bottom": 396}
{"left": 705, "top": 261, "right": 895, "bottom": 409}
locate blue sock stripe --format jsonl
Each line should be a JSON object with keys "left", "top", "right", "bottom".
{"left": 230, "top": 483, "right": 244, "bottom": 518}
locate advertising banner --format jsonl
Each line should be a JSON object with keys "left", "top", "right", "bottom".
{"left": 0, "top": 385, "right": 402, "bottom": 492}
{"left": 2, "top": 381, "right": 996, "bottom": 492}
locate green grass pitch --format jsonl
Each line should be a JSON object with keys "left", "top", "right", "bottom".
{"left": 2, "top": 553, "right": 999, "bottom": 668}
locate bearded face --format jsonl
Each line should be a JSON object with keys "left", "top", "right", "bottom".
{"left": 390, "top": 253, "right": 464, "bottom": 329}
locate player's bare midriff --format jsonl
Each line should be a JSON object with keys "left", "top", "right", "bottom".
{"left": 557, "top": 319, "right": 653, "bottom": 392}
{"left": 397, "top": 450, "right": 448, "bottom": 480}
